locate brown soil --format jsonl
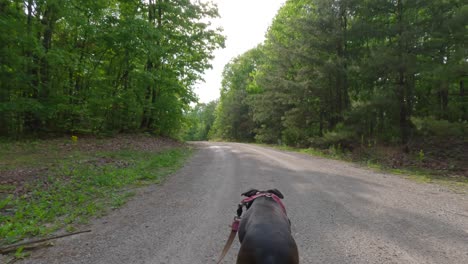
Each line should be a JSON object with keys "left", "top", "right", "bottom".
{"left": 56, "top": 134, "right": 183, "bottom": 153}
{"left": 350, "top": 137, "right": 468, "bottom": 178}
{"left": 0, "top": 134, "right": 184, "bottom": 196}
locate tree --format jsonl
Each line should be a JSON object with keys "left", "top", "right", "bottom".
{"left": 210, "top": 47, "right": 262, "bottom": 141}
{"left": 211, "top": 0, "right": 467, "bottom": 147}
{"left": 0, "top": 0, "right": 224, "bottom": 138}
{"left": 184, "top": 101, "right": 218, "bottom": 141}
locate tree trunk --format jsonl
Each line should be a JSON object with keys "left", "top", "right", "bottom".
{"left": 23, "top": 0, "right": 40, "bottom": 134}
{"left": 461, "top": 80, "right": 467, "bottom": 121}
{"left": 141, "top": 61, "right": 153, "bottom": 130}
{"left": 39, "top": 4, "right": 56, "bottom": 99}
{"left": 438, "top": 82, "right": 449, "bottom": 119}
{"left": 141, "top": 0, "right": 160, "bottom": 130}
{"left": 328, "top": 73, "right": 336, "bottom": 129}
{"left": 340, "top": 2, "right": 350, "bottom": 110}
{"left": 396, "top": 0, "right": 411, "bottom": 144}
{"left": 398, "top": 71, "right": 410, "bottom": 144}
{"left": 319, "top": 111, "right": 324, "bottom": 137}
{"left": 147, "top": 0, "right": 164, "bottom": 131}
{"left": 461, "top": 80, "right": 465, "bottom": 97}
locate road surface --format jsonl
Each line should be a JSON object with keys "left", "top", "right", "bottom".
{"left": 18, "top": 142, "right": 468, "bottom": 263}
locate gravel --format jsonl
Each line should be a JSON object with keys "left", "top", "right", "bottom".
{"left": 10, "top": 142, "right": 468, "bottom": 264}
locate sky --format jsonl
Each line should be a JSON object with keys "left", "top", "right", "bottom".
{"left": 194, "top": 0, "right": 286, "bottom": 103}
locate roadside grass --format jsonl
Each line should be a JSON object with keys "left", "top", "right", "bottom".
{"left": 259, "top": 143, "right": 468, "bottom": 192}
{"left": 0, "top": 139, "right": 191, "bottom": 246}
{"left": 389, "top": 167, "right": 468, "bottom": 191}
{"left": 0, "top": 141, "right": 61, "bottom": 170}
{"left": 363, "top": 159, "right": 468, "bottom": 190}
{"left": 255, "top": 143, "right": 338, "bottom": 159}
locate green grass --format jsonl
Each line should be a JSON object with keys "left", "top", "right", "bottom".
{"left": 256, "top": 143, "right": 343, "bottom": 159}
{"left": 0, "top": 147, "right": 192, "bottom": 245}
{"left": 0, "top": 185, "right": 16, "bottom": 193}
{"left": 0, "top": 139, "right": 65, "bottom": 170}
{"left": 362, "top": 159, "right": 467, "bottom": 192}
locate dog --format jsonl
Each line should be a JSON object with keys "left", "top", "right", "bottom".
{"left": 236, "top": 189, "right": 299, "bottom": 264}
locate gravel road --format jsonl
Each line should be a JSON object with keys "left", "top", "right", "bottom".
{"left": 17, "top": 142, "right": 468, "bottom": 264}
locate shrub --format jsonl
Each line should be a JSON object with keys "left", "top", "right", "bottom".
{"left": 412, "top": 117, "right": 466, "bottom": 138}
{"left": 309, "top": 126, "right": 356, "bottom": 150}
{"left": 281, "top": 127, "right": 308, "bottom": 147}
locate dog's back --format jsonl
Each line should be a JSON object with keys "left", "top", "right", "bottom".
{"left": 237, "top": 197, "right": 299, "bottom": 264}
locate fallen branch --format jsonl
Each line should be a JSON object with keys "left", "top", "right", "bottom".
{"left": 0, "top": 230, "right": 91, "bottom": 254}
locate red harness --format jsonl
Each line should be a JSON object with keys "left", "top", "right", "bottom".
{"left": 240, "top": 192, "right": 287, "bottom": 215}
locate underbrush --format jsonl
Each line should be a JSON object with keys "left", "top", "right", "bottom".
{"left": 263, "top": 123, "right": 467, "bottom": 190}
{"left": 301, "top": 117, "right": 467, "bottom": 178}
{"left": 0, "top": 137, "right": 191, "bottom": 246}
{"left": 270, "top": 142, "right": 467, "bottom": 191}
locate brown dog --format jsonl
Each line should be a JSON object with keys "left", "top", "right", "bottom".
{"left": 236, "top": 189, "right": 299, "bottom": 264}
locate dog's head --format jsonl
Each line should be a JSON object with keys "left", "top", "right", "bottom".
{"left": 240, "top": 188, "right": 288, "bottom": 222}
{"left": 241, "top": 188, "right": 284, "bottom": 199}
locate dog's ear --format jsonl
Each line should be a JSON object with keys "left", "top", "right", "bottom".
{"left": 241, "top": 189, "right": 259, "bottom": 197}
{"left": 267, "top": 189, "right": 284, "bottom": 199}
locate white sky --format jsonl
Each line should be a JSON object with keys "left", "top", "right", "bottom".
{"left": 194, "top": 0, "right": 286, "bottom": 103}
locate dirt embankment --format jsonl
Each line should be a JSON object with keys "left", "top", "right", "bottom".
{"left": 0, "top": 134, "right": 184, "bottom": 196}
{"left": 346, "top": 137, "right": 468, "bottom": 178}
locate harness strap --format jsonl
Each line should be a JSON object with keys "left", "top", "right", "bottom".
{"left": 240, "top": 193, "right": 287, "bottom": 215}
{"left": 216, "top": 217, "right": 240, "bottom": 264}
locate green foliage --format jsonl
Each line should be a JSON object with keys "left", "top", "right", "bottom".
{"left": 183, "top": 101, "right": 218, "bottom": 141}
{"left": 418, "top": 150, "right": 425, "bottom": 162}
{"left": 0, "top": 148, "right": 191, "bottom": 245}
{"left": 209, "top": 48, "right": 263, "bottom": 142}
{"left": 307, "top": 122, "right": 356, "bottom": 150}
{"left": 412, "top": 117, "right": 467, "bottom": 138}
{"left": 211, "top": 0, "right": 467, "bottom": 148}
{"left": 14, "top": 246, "right": 29, "bottom": 259}
{"left": 0, "top": 0, "right": 224, "bottom": 138}
{"left": 254, "top": 125, "right": 281, "bottom": 144}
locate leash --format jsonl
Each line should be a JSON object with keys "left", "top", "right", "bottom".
{"left": 216, "top": 192, "right": 287, "bottom": 263}
{"left": 216, "top": 216, "right": 240, "bottom": 264}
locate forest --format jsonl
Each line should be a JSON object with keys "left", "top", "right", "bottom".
{"left": 1, "top": 0, "right": 467, "bottom": 173}
{"left": 1, "top": 0, "right": 466, "bottom": 256}
{"left": 0, "top": 0, "right": 224, "bottom": 138}
{"left": 187, "top": 0, "right": 467, "bottom": 166}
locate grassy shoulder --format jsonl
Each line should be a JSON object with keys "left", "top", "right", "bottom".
{"left": 258, "top": 143, "right": 468, "bottom": 192}
{"left": 0, "top": 136, "right": 191, "bottom": 247}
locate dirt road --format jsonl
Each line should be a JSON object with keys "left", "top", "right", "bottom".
{"left": 18, "top": 142, "right": 468, "bottom": 263}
